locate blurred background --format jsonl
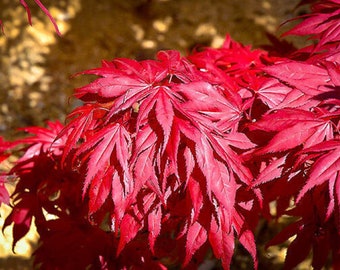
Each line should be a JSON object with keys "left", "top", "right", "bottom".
{"left": 0, "top": 0, "right": 306, "bottom": 269}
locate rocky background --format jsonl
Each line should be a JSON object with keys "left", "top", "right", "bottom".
{"left": 0, "top": 0, "right": 308, "bottom": 269}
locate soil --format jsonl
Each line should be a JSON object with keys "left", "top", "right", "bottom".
{"left": 0, "top": 0, "right": 308, "bottom": 269}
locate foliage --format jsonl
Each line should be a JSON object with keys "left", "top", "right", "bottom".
{"left": 1, "top": 0, "right": 340, "bottom": 269}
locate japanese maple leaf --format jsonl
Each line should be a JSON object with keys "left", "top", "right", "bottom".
{"left": 266, "top": 217, "right": 313, "bottom": 270}
{"left": 327, "top": 171, "right": 340, "bottom": 228}
{"left": 75, "top": 123, "right": 132, "bottom": 215}
{"left": 134, "top": 85, "right": 177, "bottom": 149}
{"left": 130, "top": 123, "right": 161, "bottom": 201}
{"left": 263, "top": 60, "right": 332, "bottom": 95}
{"left": 59, "top": 104, "right": 98, "bottom": 164}
{"left": 116, "top": 212, "right": 142, "bottom": 256}
{"left": 251, "top": 155, "right": 287, "bottom": 187}
{"left": 32, "top": 218, "right": 112, "bottom": 270}
{"left": 147, "top": 204, "right": 162, "bottom": 254}
{"left": 189, "top": 34, "right": 267, "bottom": 76}
{"left": 209, "top": 217, "right": 235, "bottom": 269}
{"left": 241, "top": 76, "right": 293, "bottom": 109}
{"left": 195, "top": 135, "right": 237, "bottom": 211}
{"left": 208, "top": 207, "right": 258, "bottom": 270}
{"left": 296, "top": 140, "right": 340, "bottom": 202}
{"left": 17, "top": 121, "right": 66, "bottom": 158}
{"left": 74, "top": 71, "right": 154, "bottom": 113}
{"left": 248, "top": 108, "right": 335, "bottom": 155}
{"left": 183, "top": 221, "right": 208, "bottom": 266}
{"left": 3, "top": 193, "right": 39, "bottom": 251}
{"left": 74, "top": 51, "right": 187, "bottom": 117}
{"left": 266, "top": 188, "right": 337, "bottom": 270}
{"left": 177, "top": 81, "right": 243, "bottom": 133}
{"left": 282, "top": 0, "right": 340, "bottom": 53}
{"left": 268, "top": 88, "right": 318, "bottom": 111}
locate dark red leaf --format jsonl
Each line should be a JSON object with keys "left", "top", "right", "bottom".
{"left": 209, "top": 218, "right": 235, "bottom": 269}
{"left": 148, "top": 205, "right": 162, "bottom": 254}
{"left": 283, "top": 224, "right": 313, "bottom": 270}
{"left": 297, "top": 141, "right": 340, "bottom": 202}
{"left": 183, "top": 221, "right": 207, "bottom": 266}
{"left": 3, "top": 196, "right": 36, "bottom": 252}
{"left": 252, "top": 155, "right": 287, "bottom": 187}
{"left": 263, "top": 61, "right": 331, "bottom": 95}
{"left": 117, "top": 213, "right": 142, "bottom": 255}
{"left": 88, "top": 167, "right": 112, "bottom": 215}
{"left": 187, "top": 177, "right": 204, "bottom": 223}
{"left": 76, "top": 123, "right": 131, "bottom": 210}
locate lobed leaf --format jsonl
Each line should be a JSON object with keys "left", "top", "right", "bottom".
{"left": 183, "top": 221, "right": 208, "bottom": 266}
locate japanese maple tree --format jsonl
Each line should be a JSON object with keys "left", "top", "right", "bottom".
{"left": 1, "top": 0, "right": 340, "bottom": 269}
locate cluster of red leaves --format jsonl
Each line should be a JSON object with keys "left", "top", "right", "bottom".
{"left": 1, "top": 0, "right": 340, "bottom": 269}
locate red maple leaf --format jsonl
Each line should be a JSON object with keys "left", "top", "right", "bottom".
{"left": 248, "top": 108, "right": 336, "bottom": 155}
{"left": 282, "top": 0, "right": 340, "bottom": 54}
{"left": 296, "top": 140, "right": 340, "bottom": 203}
